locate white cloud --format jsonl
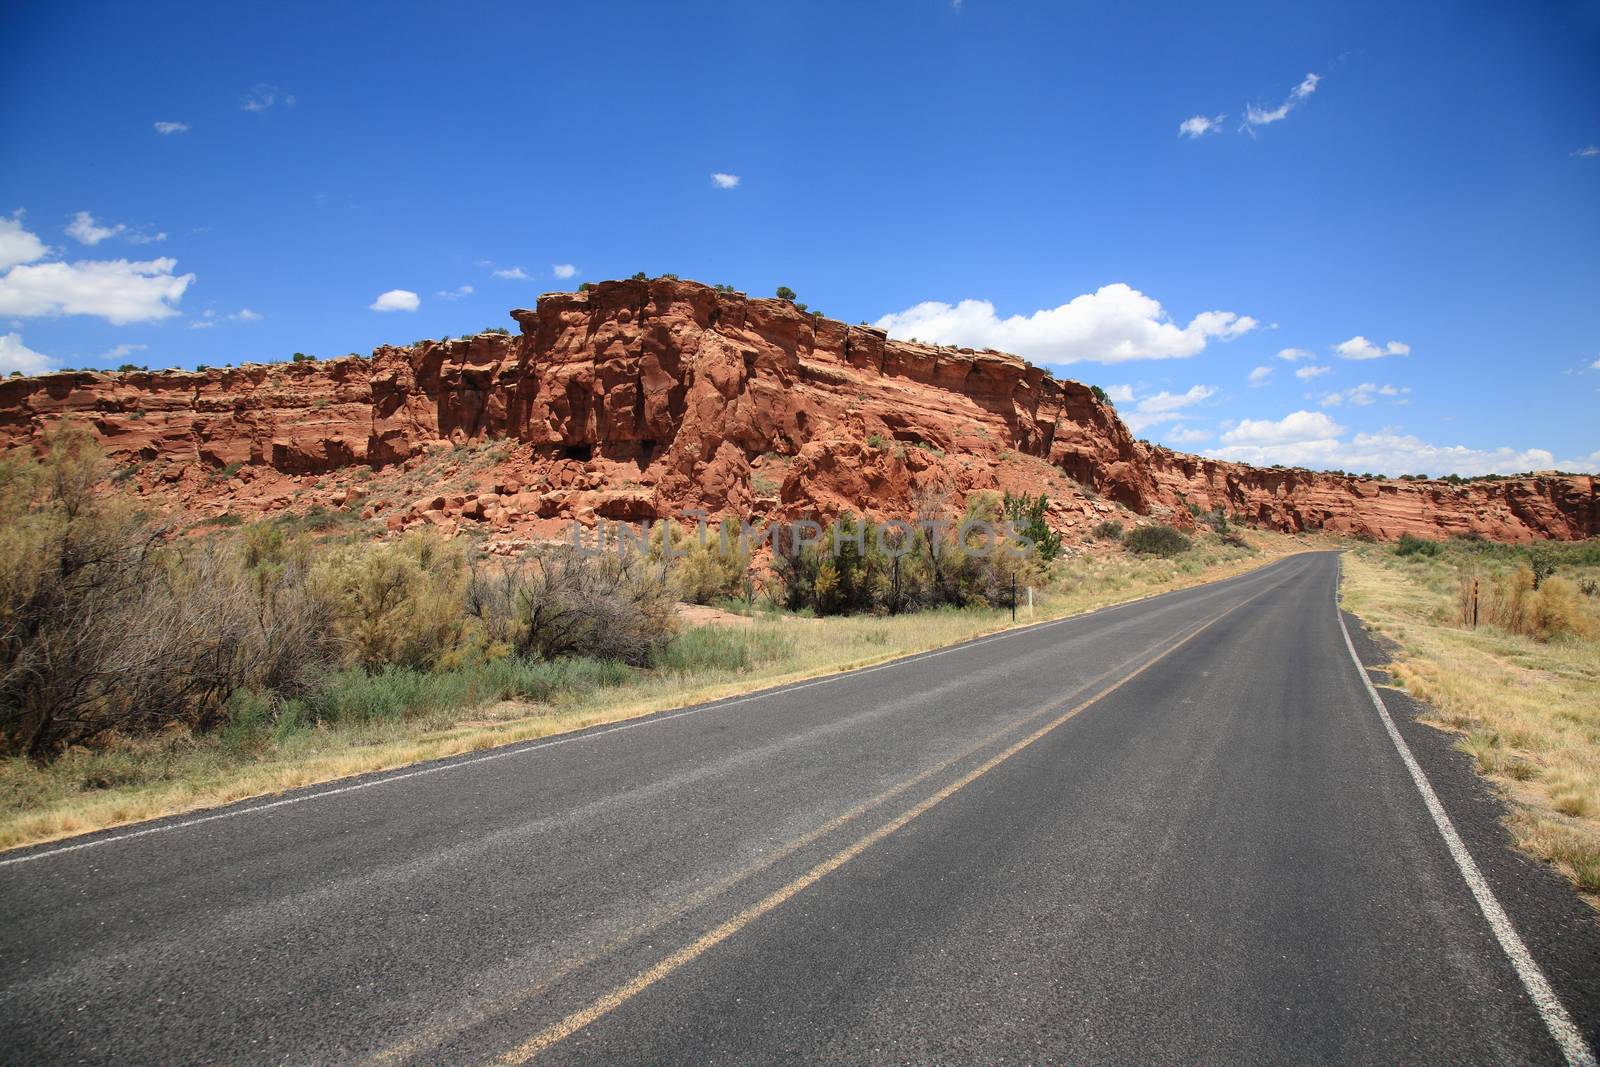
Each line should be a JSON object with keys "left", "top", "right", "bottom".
{"left": 1295, "top": 364, "right": 1331, "bottom": 380}
{"left": 1220, "top": 410, "right": 1344, "bottom": 446}
{"left": 241, "top": 84, "right": 294, "bottom": 112}
{"left": 492, "top": 267, "right": 529, "bottom": 280}
{"left": 0, "top": 255, "right": 195, "bottom": 324}
{"left": 0, "top": 213, "right": 49, "bottom": 270}
{"left": 1591, "top": 356, "right": 1600, "bottom": 370}
{"left": 189, "top": 320, "right": 215, "bottom": 330}
{"left": 1275, "top": 347, "right": 1315, "bottom": 361}
{"left": 1243, "top": 72, "right": 1320, "bottom": 131}
{"left": 369, "top": 289, "right": 420, "bottom": 312}
{"left": 0, "top": 332, "right": 54, "bottom": 375}
{"left": 153, "top": 121, "right": 189, "bottom": 135}
{"left": 1335, "top": 335, "right": 1410, "bottom": 360}
{"left": 1573, "top": 146, "right": 1600, "bottom": 158}
{"left": 102, "top": 342, "right": 148, "bottom": 361}
{"left": 65, "top": 211, "right": 124, "bottom": 246}
{"left": 551, "top": 263, "right": 577, "bottom": 279}
{"left": 875, "top": 283, "right": 1256, "bottom": 364}
{"left": 436, "top": 285, "right": 474, "bottom": 300}
{"left": 1248, "top": 365, "right": 1273, "bottom": 386}
{"left": 1105, "top": 384, "right": 1135, "bottom": 403}
{"left": 1123, "top": 384, "right": 1217, "bottom": 432}
{"left": 65, "top": 212, "right": 164, "bottom": 247}
{"left": 1179, "top": 114, "right": 1224, "bottom": 138}
{"left": 232, "top": 307, "right": 261, "bottom": 321}
{"left": 1320, "top": 382, "right": 1409, "bottom": 407}
{"left": 711, "top": 173, "right": 741, "bottom": 189}
{"left": 1208, "top": 431, "right": 1598, "bottom": 478}
{"left": 1167, "top": 426, "right": 1213, "bottom": 444}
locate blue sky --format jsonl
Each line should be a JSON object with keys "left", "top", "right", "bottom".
{"left": 2, "top": 0, "right": 1597, "bottom": 476}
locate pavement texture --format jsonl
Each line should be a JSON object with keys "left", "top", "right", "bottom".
{"left": 2, "top": 550, "right": 1597, "bottom": 1064}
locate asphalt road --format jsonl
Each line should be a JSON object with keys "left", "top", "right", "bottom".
{"left": 3, "top": 551, "right": 1598, "bottom": 1064}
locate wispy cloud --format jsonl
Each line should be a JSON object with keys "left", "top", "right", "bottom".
{"left": 65, "top": 212, "right": 165, "bottom": 247}
{"left": 1295, "top": 364, "right": 1331, "bottom": 380}
{"left": 1178, "top": 114, "right": 1224, "bottom": 138}
{"left": 436, "top": 285, "right": 474, "bottom": 300}
{"left": 711, "top": 172, "right": 741, "bottom": 189}
{"left": 1573, "top": 146, "right": 1600, "bottom": 158}
{"left": 1242, "top": 72, "right": 1320, "bottom": 132}
{"left": 1122, "top": 384, "right": 1218, "bottom": 432}
{"left": 1247, "top": 365, "right": 1273, "bottom": 386}
{"left": 1276, "top": 347, "right": 1315, "bottom": 361}
{"left": 551, "top": 263, "right": 577, "bottom": 279}
{"left": 1320, "top": 382, "right": 1410, "bottom": 407}
{"left": 65, "top": 211, "right": 124, "bottom": 246}
{"left": 241, "top": 84, "right": 294, "bottom": 112}
{"left": 153, "top": 121, "right": 189, "bottom": 135}
{"left": 492, "top": 267, "right": 529, "bottom": 280}
{"left": 102, "top": 342, "right": 148, "bottom": 361}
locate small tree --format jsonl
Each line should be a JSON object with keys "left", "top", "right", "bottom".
{"left": 775, "top": 286, "right": 797, "bottom": 302}
{"left": 1089, "top": 384, "right": 1110, "bottom": 405}
{"left": 1002, "top": 491, "right": 1062, "bottom": 563}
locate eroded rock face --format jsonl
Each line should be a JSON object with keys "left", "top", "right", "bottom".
{"left": 0, "top": 278, "right": 1592, "bottom": 543}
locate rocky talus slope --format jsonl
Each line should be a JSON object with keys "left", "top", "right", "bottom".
{"left": 0, "top": 278, "right": 1592, "bottom": 545}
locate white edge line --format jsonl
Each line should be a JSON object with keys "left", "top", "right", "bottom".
{"left": 1, "top": 553, "right": 1308, "bottom": 869}
{"left": 1334, "top": 555, "right": 1596, "bottom": 1067}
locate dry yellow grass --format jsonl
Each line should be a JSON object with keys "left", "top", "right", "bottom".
{"left": 0, "top": 530, "right": 1310, "bottom": 853}
{"left": 1340, "top": 546, "right": 1600, "bottom": 898}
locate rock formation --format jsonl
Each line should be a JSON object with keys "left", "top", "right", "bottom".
{"left": 0, "top": 278, "right": 1592, "bottom": 545}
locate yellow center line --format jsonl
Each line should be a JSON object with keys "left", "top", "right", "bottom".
{"left": 492, "top": 574, "right": 1282, "bottom": 1064}
{"left": 365, "top": 599, "right": 1240, "bottom": 1066}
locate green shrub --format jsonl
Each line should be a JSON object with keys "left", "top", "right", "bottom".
{"left": 1395, "top": 533, "right": 1443, "bottom": 557}
{"left": 1124, "top": 524, "right": 1192, "bottom": 557}
{"left": 1091, "top": 520, "right": 1124, "bottom": 542}
{"left": 775, "top": 286, "right": 797, "bottom": 302}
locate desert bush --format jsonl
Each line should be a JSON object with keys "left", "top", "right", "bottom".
{"left": 655, "top": 517, "right": 751, "bottom": 605}
{"left": 1124, "top": 524, "right": 1191, "bottom": 558}
{"left": 1459, "top": 564, "right": 1596, "bottom": 641}
{"left": 774, "top": 493, "right": 1045, "bottom": 616}
{"left": 1395, "top": 532, "right": 1443, "bottom": 557}
{"left": 0, "top": 431, "right": 337, "bottom": 758}
{"left": 466, "top": 546, "right": 673, "bottom": 666}
{"left": 311, "top": 531, "right": 470, "bottom": 671}
{"left": 1091, "top": 520, "right": 1124, "bottom": 542}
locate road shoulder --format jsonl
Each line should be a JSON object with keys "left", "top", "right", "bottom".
{"left": 1340, "top": 605, "right": 1600, "bottom": 1052}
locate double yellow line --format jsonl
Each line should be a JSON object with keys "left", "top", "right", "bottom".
{"left": 363, "top": 563, "right": 1286, "bottom": 1062}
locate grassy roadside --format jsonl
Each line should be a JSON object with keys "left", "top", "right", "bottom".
{"left": 0, "top": 530, "right": 1308, "bottom": 853}
{"left": 1340, "top": 543, "right": 1600, "bottom": 900}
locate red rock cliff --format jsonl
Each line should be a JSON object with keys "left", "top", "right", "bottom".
{"left": 0, "top": 278, "right": 1592, "bottom": 544}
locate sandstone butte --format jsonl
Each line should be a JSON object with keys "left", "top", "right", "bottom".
{"left": 0, "top": 277, "right": 1594, "bottom": 549}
